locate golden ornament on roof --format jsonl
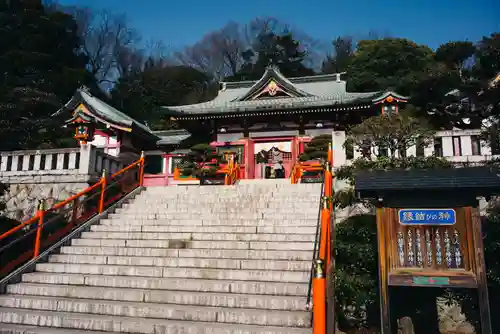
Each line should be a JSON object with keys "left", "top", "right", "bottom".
{"left": 267, "top": 80, "right": 278, "bottom": 96}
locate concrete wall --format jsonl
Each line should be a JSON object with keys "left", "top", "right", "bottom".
{"left": 0, "top": 144, "right": 124, "bottom": 220}
{"left": 332, "top": 128, "right": 497, "bottom": 168}
{"left": 331, "top": 128, "right": 494, "bottom": 222}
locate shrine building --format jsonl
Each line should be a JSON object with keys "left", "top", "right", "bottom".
{"left": 55, "top": 66, "right": 409, "bottom": 184}
{"left": 158, "top": 66, "right": 407, "bottom": 181}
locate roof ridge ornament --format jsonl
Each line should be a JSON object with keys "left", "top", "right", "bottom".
{"left": 79, "top": 85, "right": 91, "bottom": 93}
{"left": 266, "top": 64, "right": 281, "bottom": 73}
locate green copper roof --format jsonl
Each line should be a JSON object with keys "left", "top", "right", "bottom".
{"left": 165, "top": 92, "right": 380, "bottom": 115}
{"left": 162, "top": 66, "right": 405, "bottom": 116}
{"left": 54, "top": 87, "right": 158, "bottom": 140}
{"left": 154, "top": 129, "right": 191, "bottom": 145}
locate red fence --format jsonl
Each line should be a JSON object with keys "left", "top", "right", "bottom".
{"left": 0, "top": 154, "right": 145, "bottom": 277}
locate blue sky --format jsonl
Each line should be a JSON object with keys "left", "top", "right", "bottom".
{"left": 59, "top": 0, "right": 499, "bottom": 51}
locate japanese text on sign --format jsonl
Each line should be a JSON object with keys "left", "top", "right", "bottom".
{"left": 398, "top": 209, "right": 456, "bottom": 225}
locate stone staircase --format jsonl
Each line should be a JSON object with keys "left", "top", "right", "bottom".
{"left": 0, "top": 180, "right": 321, "bottom": 334}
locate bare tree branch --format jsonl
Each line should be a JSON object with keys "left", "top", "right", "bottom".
{"left": 175, "top": 17, "right": 327, "bottom": 80}
{"left": 66, "top": 7, "right": 142, "bottom": 86}
{"left": 174, "top": 21, "right": 246, "bottom": 80}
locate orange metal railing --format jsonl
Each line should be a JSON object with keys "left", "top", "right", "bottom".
{"left": 224, "top": 155, "right": 240, "bottom": 185}
{"left": 291, "top": 161, "right": 324, "bottom": 184}
{"left": 295, "top": 146, "right": 334, "bottom": 334}
{"left": 0, "top": 153, "right": 145, "bottom": 277}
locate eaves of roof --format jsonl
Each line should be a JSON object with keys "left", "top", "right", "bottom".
{"left": 163, "top": 92, "right": 380, "bottom": 116}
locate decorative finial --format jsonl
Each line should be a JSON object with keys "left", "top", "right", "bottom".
{"left": 79, "top": 85, "right": 90, "bottom": 93}
{"left": 314, "top": 259, "right": 325, "bottom": 278}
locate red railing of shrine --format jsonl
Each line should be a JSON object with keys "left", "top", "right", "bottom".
{"left": 292, "top": 148, "right": 334, "bottom": 334}
{"left": 290, "top": 161, "right": 324, "bottom": 184}
{"left": 224, "top": 156, "right": 240, "bottom": 185}
{"left": 0, "top": 154, "right": 145, "bottom": 278}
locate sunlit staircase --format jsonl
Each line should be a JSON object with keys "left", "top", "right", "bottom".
{"left": 0, "top": 179, "right": 320, "bottom": 333}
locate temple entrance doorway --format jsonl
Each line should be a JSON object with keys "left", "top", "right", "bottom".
{"left": 254, "top": 141, "right": 293, "bottom": 179}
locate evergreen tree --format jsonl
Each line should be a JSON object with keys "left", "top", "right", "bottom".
{"left": 0, "top": 0, "right": 91, "bottom": 150}
{"left": 298, "top": 134, "right": 332, "bottom": 161}
{"left": 180, "top": 143, "right": 224, "bottom": 178}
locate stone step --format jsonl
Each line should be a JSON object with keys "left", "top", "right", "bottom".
{"left": 6, "top": 283, "right": 306, "bottom": 311}
{"left": 90, "top": 224, "right": 317, "bottom": 234}
{"left": 132, "top": 193, "right": 320, "bottom": 198}
{"left": 80, "top": 231, "right": 315, "bottom": 242}
{"left": 127, "top": 197, "right": 320, "bottom": 203}
{"left": 136, "top": 193, "right": 319, "bottom": 198}
{"left": 34, "top": 263, "right": 309, "bottom": 282}
{"left": 131, "top": 199, "right": 319, "bottom": 205}
{"left": 116, "top": 207, "right": 319, "bottom": 214}
{"left": 107, "top": 213, "right": 317, "bottom": 220}
{"left": 0, "top": 323, "right": 117, "bottom": 334}
{"left": 138, "top": 188, "right": 319, "bottom": 192}
{"left": 142, "top": 186, "right": 320, "bottom": 193}
{"left": 0, "top": 308, "right": 312, "bottom": 334}
{"left": 145, "top": 185, "right": 319, "bottom": 190}
{"left": 61, "top": 246, "right": 313, "bottom": 261}
{"left": 0, "top": 295, "right": 311, "bottom": 327}
{"left": 48, "top": 254, "right": 310, "bottom": 271}
{"left": 71, "top": 238, "right": 314, "bottom": 251}
{"left": 21, "top": 273, "right": 308, "bottom": 296}
{"left": 100, "top": 218, "right": 317, "bottom": 226}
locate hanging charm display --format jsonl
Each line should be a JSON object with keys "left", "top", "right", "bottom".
{"left": 435, "top": 229, "right": 443, "bottom": 266}
{"left": 415, "top": 228, "right": 423, "bottom": 267}
{"left": 453, "top": 229, "right": 462, "bottom": 268}
{"left": 444, "top": 230, "right": 452, "bottom": 268}
{"left": 397, "top": 231, "right": 405, "bottom": 266}
{"left": 407, "top": 228, "right": 415, "bottom": 266}
{"left": 425, "top": 229, "right": 433, "bottom": 267}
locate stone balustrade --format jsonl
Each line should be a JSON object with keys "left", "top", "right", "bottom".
{"left": 0, "top": 144, "right": 124, "bottom": 220}
{"left": 0, "top": 145, "right": 123, "bottom": 179}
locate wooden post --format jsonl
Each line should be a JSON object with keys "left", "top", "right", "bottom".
{"left": 33, "top": 200, "right": 45, "bottom": 258}
{"left": 398, "top": 316, "right": 415, "bottom": 334}
{"left": 313, "top": 259, "right": 326, "bottom": 334}
{"left": 376, "top": 205, "right": 391, "bottom": 334}
{"left": 139, "top": 151, "right": 145, "bottom": 187}
{"left": 471, "top": 206, "right": 492, "bottom": 334}
{"left": 70, "top": 198, "right": 79, "bottom": 226}
{"left": 98, "top": 169, "right": 106, "bottom": 214}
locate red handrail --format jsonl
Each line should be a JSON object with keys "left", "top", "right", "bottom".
{"left": 224, "top": 155, "right": 240, "bottom": 185}
{"left": 291, "top": 161, "right": 324, "bottom": 184}
{"left": 0, "top": 152, "right": 146, "bottom": 265}
{"left": 310, "top": 145, "right": 334, "bottom": 334}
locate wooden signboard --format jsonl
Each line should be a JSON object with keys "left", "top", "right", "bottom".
{"left": 381, "top": 207, "right": 478, "bottom": 288}
{"left": 355, "top": 167, "right": 498, "bottom": 334}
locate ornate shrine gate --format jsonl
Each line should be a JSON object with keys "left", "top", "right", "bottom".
{"left": 355, "top": 167, "right": 499, "bottom": 334}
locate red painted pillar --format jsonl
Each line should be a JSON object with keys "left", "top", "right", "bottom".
{"left": 244, "top": 139, "right": 255, "bottom": 179}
